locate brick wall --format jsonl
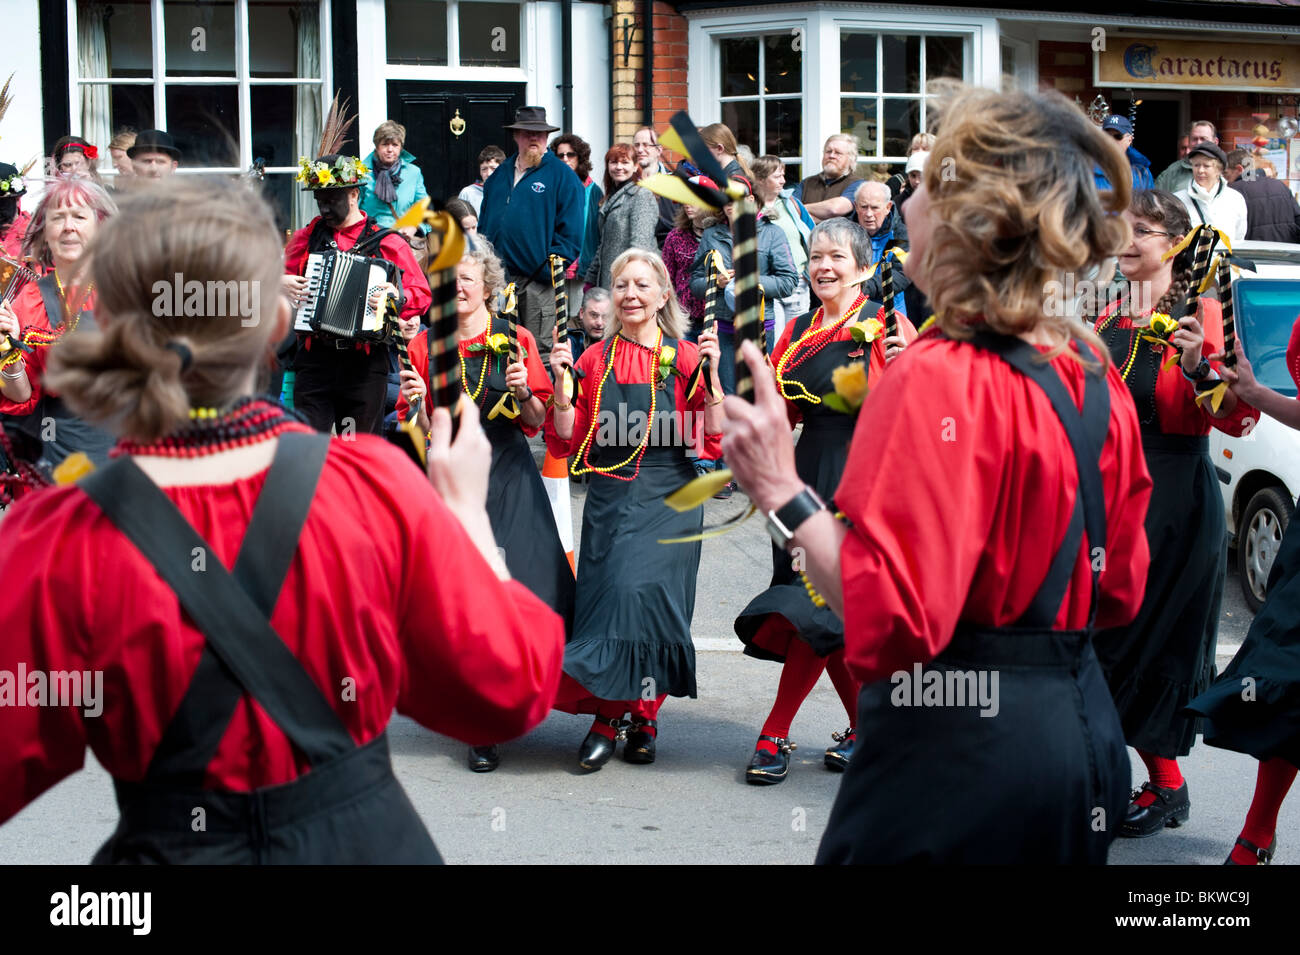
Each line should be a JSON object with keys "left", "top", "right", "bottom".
{"left": 610, "top": 1, "right": 690, "bottom": 156}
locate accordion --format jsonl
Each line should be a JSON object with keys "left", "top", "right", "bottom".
{"left": 293, "top": 250, "right": 399, "bottom": 342}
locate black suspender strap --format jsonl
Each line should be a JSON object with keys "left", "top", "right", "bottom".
{"left": 36, "top": 275, "right": 64, "bottom": 329}
{"left": 969, "top": 333, "right": 1110, "bottom": 629}
{"left": 80, "top": 432, "right": 355, "bottom": 777}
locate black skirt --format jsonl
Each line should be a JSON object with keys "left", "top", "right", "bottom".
{"left": 484, "top": 421, "right": 575, "bottom": 630}
{"left": 816, "top": 628, "right": 1129, "bottom": 864}
{"left": 1093, "top": 434, "right": 1225, "bottom": 758}
{"left": 1187, "top": 495, "right": 1300, "bottom": 769}
{"left": 562, "top": 448, "right": 702, "bottom": 701}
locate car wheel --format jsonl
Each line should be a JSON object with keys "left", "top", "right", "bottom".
{"left": 1238, "top": 486, "right": 1294, "bottom": 613}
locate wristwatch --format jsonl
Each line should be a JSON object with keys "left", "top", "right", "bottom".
{"left": 766, "top": 485, "right": 827, "bottom": 550}
{"left": 1182, "top": 357, "right": 1211, "bottom": 381}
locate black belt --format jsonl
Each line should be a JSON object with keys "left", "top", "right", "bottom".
{"left": 936, "top": 626, "right": 1091, "bottom": 670}
{"left": 1140, "top": 433, "right": 1209, "bottom": 454}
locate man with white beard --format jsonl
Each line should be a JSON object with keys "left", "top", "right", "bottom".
{"left": 479, "top": 107, "right": 583, "bottom": 368}
{"left": 793, "top": 134, "right": 866, "bottom": 222}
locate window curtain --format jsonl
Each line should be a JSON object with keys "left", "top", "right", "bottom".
{"left": 77, "top": 2, "right": 112, "bottom": 175}
{"left": 292, "top": 3, "right": 322, "bottom": 229}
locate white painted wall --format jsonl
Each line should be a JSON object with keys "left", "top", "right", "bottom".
{"left": 7, "top": 2, "right": 46, "bottom": 205}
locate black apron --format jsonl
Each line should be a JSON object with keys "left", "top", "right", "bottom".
{"left": 1093, "top": 318, "right": 1225, "bottom": 757}
{"left": 81, "top": 432, "right": 441, "bottom": 864}
{"left": 562, "top": 336, "right": 703, "bottom": 701}
{"left": 735, "top": 309, "right": 862, "bottom": 660}
{"left": 816, "top": 334, "right": 1130, "bottom": 864}
{"left": 454, "top": 317, "right": 576, "bottom": 627}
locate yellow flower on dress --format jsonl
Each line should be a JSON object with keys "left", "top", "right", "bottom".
{"left": 830, "top": 362, "right": 868, "bottom": 409}
{"left": 850, "top": 317, "right": 886, "bottom": 344}
{"left": 1148, "top": 312, "right": 1177, "bottom": 337}
{"left": 52, "top": 452, "right": 95, "bottom": 485}
{"left": 486, "top": 332, "right": 510, "bottom": 353}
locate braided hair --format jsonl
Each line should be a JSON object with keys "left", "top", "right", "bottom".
{"left": 1130, "top": 189, "right": 1194, "bottom": 317}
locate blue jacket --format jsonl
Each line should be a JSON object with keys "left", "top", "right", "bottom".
{"left": 859, "top": 207, "right": 910, "bottom": 318}
{"left": 1094, "top": 146, "right": 1155, "bottom": 193}
{"left": 688, "top": 219, "right": 798, "bottom": 330}
{"left": 479, "top": 151, "right": 584, "bottom": 280}
{"left": 359, "top": 150, "right": 429, "bottom": 230}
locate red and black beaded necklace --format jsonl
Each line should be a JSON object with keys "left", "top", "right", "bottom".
{"left": 113, "top": 397, "right": 309, "bottom": 459}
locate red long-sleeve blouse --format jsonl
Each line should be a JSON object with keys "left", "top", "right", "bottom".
{"left": 397, "top": 322, "right": 553, "bottom": 437}
{"left": 834, "top": 332, "right": 1154, "bottom": 687}
{"left": 0, "top": 430, "right": 565, "bottom": 823}
{"left": 543, "top": 333, "right": 722, "bottom": 463}
{"left": 0, "top": 281, "right": 95, "bottom": 417}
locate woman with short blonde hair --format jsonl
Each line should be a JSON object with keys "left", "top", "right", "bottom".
{"left": 722, "top": 82, "right": 1156, "bottom": 863}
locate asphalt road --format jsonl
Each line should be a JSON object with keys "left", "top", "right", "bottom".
{"left": 0, "top": 471, "right": 1291, "bottom": 866}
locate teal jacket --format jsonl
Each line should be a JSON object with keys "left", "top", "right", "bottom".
{"left": 359, "top": 150, "right": 429, "bottom": 230}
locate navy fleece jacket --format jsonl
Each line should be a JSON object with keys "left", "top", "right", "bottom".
{"left": 479, "top": 151, "right": 584, "bottom": 281}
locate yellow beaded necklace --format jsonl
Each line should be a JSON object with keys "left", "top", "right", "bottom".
{"left": 572, "top": 330, "right": 663, "bottom": 480}
{"left": 775, "top": 296, "right": 868, "bottom": 403}
{"left": 456, "top": 314, "right": 492, "bottom": 402}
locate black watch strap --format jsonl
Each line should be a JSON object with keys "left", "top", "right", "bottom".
{"left": 767, "top": 486, "right": 827, "bottom": 549}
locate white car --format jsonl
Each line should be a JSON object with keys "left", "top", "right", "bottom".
{"left": 1208, "top": 241, "right": 1300, "bottom": 611}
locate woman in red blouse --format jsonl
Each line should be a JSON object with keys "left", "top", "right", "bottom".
{"left": 398, "top": 237, "right": 575, "bottom": 773}
{"left": 546, "top": 248, "right": 723, "bottom": 770}
{"left": 721, "top": 83, "right": 1153, "bottom": 863}
{"left": 736, "top": 216, "right": 915, "bottom": 784}
{"left": 0, "top": 177, "right": 565, "bottom": 863}
{"left": 1091, "top": 189, "right": 1255, "bottom": 839}
{"left": 1188, "top": 315, "right": 1300, "bottom": 864}
{"left": 0, "top": 176, "right": 117, "bottom": 479}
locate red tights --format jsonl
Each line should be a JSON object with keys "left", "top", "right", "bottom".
{"left": 756, "top": 642, "right": 857, "bottom": 754}
{"left": 1229, "top": 758, "right": 1297, "bottom": 865}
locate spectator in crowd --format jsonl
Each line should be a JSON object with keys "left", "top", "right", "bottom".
{"left": 51, "top": 136, "right": 102, "bottom": 183}
{"left": 852, "top": 180, "right": 911, "bottom": 318}
{"left": 897, "top": 150, "right": 929, "bottom": 212}
{"left": 794, "top": 135, "right": 865, "bottom": 222}
{"left": 444, "top": 197, "right": 478, "bottom": 237}
{"left": 752, "top": 154, "right": 815, "bottom": 330}
{"left": 633, "top": 126, "right": 676, "bottom": 247}
{"left": 661, "top": 179, "right": 719, "bottom": 340}
{"left": 478, "top": 107, "right": 583, "bottom": 368}
{"left": 1095, "top": 115, "right": 1155, "bottom": 193}
{"left": 1178, "top": 135, "right": 1191, "bottom": 160}
{"left": 1227, "top": 148, "right": 1300, "bottom": 243}
{"left": 1156, "top": 121, "right": 1218, "bottom": 194}
{"left": 551, "top": 134, "right": 601, "bottom": 304}
{"left": 458, "top": 145, "right": 505, "bottom": 216}
{"left": 886, "top": 132, "right": 935, "bottom": 199}
{"left": 569, "top": 285, "right": 610, "bottom": 361}
{"left": 108, "top": 129, "right": 136, "bottom": 178}
{"left": 360, "top": 120, "right": 429, "bottom": 238}
{"left": 585, "top": 143, "right": 659, "bottom": 290}
{"left": 699, "top": 123, "right": 751, "bottom": 183}
{"left": 0, "top": 162, "right": 30, "bottom": 260}
{"left": 128, "top": 130, "right": 181, "bottom": 181}
{"left": 1254, "top": 155, "right": 1279, "bottom": 179}
{"left": 1176, "top": 142, "right": 1247, "bottom": 242}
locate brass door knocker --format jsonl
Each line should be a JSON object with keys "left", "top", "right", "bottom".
{"left": 450, "top": 109, "right": 466, "bottom": 138}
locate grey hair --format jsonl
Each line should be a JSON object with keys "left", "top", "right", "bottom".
{"left": 855, "top": 180, "right": 892, "bottom": 205}
{"left": 607, "top": 248, "right": 687, "bottom": 340}
{"left": 808, "top": 217, "right": 872, "bottom": 271}
{"left": 461, "top": 235, "right": 506, "bottom": 313}
{"left": 581, "top": 286, "right": 611, "bottom": 310}
{"left": 825, "top": 133, "right": 861, "bottom": 156}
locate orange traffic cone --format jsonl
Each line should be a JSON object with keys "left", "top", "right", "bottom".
{"left": 542, "top": 449, "right": 576, "bottom": 574}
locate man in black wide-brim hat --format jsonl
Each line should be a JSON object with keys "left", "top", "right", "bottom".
{"left": 477, "top": 106, "right": 584, "bottom": 368}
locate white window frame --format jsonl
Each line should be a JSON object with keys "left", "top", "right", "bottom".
{"left": 377, "top": 0, "right": 528, "bottom": 80}
{"left": 688, "top": 3, "right": 999, "bottom": 175}
{"left": 67, "top": 0, "right": 332, "bottom": 178}
{"left": 716, "top": 32, "right": 805, "bottom": 173}
{"left": 837, "top": 29, "right": 973, "bottom": 161}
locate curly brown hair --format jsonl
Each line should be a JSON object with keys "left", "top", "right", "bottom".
{"left": 918, "top": 82, "right": 1131, "bottom": 359}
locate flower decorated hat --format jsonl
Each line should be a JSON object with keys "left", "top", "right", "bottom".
{"left": 296, "top": 92, "right": 369, "bottom": 191}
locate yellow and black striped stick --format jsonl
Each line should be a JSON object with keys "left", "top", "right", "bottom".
{"left": 730, "top": 197, "right": 761, "bottom": 401}
{"left": 1218, "top": 255, "right": 1236, "bottom": 368}
{"left": 549, "top": 254, "right": 574, "bottom": 402}
{"left": 425, "top": 212, "right": 467, "bottom": 415}
{"left": 881, "top": 253, "right": 897, "bottom": 340}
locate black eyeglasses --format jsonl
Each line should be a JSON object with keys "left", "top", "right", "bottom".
{"left": 1132, "top": 227, "right": 1173, "bottom": 239}
{"left": 556, "top": 151, "right": 577, "bottom": 159}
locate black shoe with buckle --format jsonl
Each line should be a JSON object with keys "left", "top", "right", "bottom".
{"left": 623, "top": 720, "right": 657, "bottom": 764}
{"left": 578, "top": 719, "right": 625, "bottom": 771}
{"left": 713, "top": 481, "right": 736, "bottom": 501}
{"left": 746, "top": 736, "right": 795, "bottom": 785}
{"left": 1224, "top": 835, "right": 1277, "bottom": 865}
{"left": 824, "top": 727, "right": 855, "bottom": 772}
{"left": 1118, "top": 781, "right": 1191, "bottom": 838}
{"left": 467, "top": 745, "right": 500, "bottom": 773}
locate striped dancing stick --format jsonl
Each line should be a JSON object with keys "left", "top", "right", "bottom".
{"left": 730, "top": 197, "right": 761, "bottom": 401}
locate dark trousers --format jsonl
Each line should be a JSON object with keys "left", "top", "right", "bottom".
{"left": 292, "top": 337, "right": 391, "bottom": 436}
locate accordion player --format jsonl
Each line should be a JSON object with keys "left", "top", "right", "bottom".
{"left": 293, "top": 250, "right": 398, "bottom": 343}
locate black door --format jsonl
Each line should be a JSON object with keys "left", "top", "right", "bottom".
{"left": 387, "top": 80, "right": 527, "bottom": 204}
